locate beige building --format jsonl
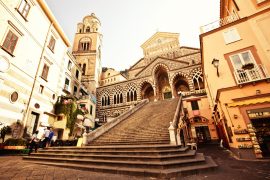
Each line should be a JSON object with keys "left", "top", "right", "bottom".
{"left": 200, "top": 0, "right": 270, "bottom": 158}
{"left": 0, "top": 0, "right": 89, "bottom": 139}
{"left": 72, "top": 13, "right": 102, "bottom": 95}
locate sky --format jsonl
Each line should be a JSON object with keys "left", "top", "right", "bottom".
{"left": 45, "top": 0, "right": 220, "bottom": 71}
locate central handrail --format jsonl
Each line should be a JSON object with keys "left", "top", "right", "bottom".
{"left": 171, "top": 94, "right": 183, "bottom": 128}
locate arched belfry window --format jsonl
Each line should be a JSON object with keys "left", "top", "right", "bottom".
{"left": 86, "top": 26, "right": 90, "bottom": 32}
{"left": 78, "top": 37, "right": 91, "bottom": 51}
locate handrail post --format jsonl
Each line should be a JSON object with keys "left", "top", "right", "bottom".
{"left": 169, "top": 94, "right": 183, "bottom": 145}
{"left": 168, "top": 122, "right": 177, "bottom": 145}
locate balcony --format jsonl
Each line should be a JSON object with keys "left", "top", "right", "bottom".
{"left": 234, "top": 64, "right": 270, "bottom": 85}
{"left": 182, "top": 89, "right": 207, "bottom": 97}
{"left": 200, "top": 13, "right": 240, "bottom": 33}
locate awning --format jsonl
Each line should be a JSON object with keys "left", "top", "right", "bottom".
{"left": 228, "top": 97, "right": 270, "bottom": 107}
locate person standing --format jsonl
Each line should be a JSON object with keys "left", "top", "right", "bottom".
{"left": 47, "top": 128, "right": 54, "bottom": 147}
{"left": 42, "top": 127, "right": 50, "bottom": 148}
{"left": 28, "top": 130, "right": 39, "bottom": 155}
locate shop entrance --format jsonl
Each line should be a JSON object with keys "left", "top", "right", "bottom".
{"left": 195, "top": 126, "right": 211, "bottom": 143}
{"left": 251, "top": 118, "right": 270, "bottom": 157}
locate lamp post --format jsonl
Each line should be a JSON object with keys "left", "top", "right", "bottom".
{"left": 212, "top": 58, "right": 220, "bottom": 77}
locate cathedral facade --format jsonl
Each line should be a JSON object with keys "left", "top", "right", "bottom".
{"left": 96, "top": 32, "right": 204, "bottom": 121}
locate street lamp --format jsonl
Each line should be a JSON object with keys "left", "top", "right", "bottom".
{"left": 212, "top": 58, "right": 220, "bottom": 77}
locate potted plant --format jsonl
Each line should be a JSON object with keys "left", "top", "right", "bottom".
{"left": 242, "top": 62, "right": 254, "bottom": 70}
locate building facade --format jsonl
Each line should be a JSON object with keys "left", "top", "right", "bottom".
{"left": 0, "top": 0, "right": 90, "bottom": 140}
{"left": 96, "top": 32, "right": 218, "bottom": 142}
{"left": 200, "top": 0, "right": 270, "bottom": 158}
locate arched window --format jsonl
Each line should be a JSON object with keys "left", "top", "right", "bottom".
{"left": 107, "top": 96, "right": 110, "bottom": 105}
{"left": 130, "top": 91, "right": 134, "bottom": 101}
{"left": 114, "top": 95, "right": 116, "bottom": 104}
{"left": 120, "top": 94, "right": 123, "bottom": 103}
{"left": 134, "top": 91, "right": 137, "bottom": 101}
{"left": 126, "top": 86, "right": 137, "bottom": 102}
{"left": 78, "top": 37, "right": 91, "bottom": 51}
{"left": 127, "top": 92, "right": 130, "bottom": 102}
{"left": 82, "top": 64, "right": 86, "bottom": 75}
{"left": 101, "top": 97, "right": 104, "bottom": 106}
{"left": 192, "top": 70, "right": 204, "bottom": 90}
{"left": 86, "top": 26, "right": 90, "bottom": 32}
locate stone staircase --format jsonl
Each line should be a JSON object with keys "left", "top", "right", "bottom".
{"left": 89, "top": 98, "right": 178, "bottom": 145}
{"left": 23, "top": 98, "right": 217, "bottom": 178}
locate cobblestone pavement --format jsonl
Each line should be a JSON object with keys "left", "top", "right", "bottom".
{"left": 183, "top": 144, "right": 270, "bottom": 180}
{"left": 0, "top": 144, "right": 269, "bottom": 180}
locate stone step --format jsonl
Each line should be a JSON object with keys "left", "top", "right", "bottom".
{"left": 33, "top": 149, "right": 195, "bottom": 157}
{"left": 24, "top": 153, "right": 206, "bottom": 169}
{"left": 23, "top": 155, "right": 217, "bottom": 178}
{"left": 90, "top": 141, "right": 169, "bottom": 146}
{"left": 28, "top": 150, "right": 196, "bottom": 162}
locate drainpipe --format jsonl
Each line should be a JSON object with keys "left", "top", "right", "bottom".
{"left": 22, "top": 22, "right": 53, "bottom": 135}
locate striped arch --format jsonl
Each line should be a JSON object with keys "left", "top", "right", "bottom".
{"left": 138, "top": 79, "right": 154, "bottom": 89}
{"left": 170, "top": 72, "right": 189, "bottom": 83}
{"left": 152, "top": 63, "right": 170, "bottom": 76}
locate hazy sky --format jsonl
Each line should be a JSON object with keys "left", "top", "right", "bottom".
{"left": 45, "top": 0, "right": 220, "bottom": 71}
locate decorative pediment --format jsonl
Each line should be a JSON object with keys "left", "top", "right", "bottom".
{"left": 140, "top": 32, "right": 180, "bottom": 57}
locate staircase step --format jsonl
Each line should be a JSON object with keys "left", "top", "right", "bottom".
{"left": 29, "top": 150, "right": 196, "bottom": 161}
{"left": 24, "top": 153, "right": 205, "bottom": 169}
{"left": 23, "top": 155, "right": 217, "bottom": 178}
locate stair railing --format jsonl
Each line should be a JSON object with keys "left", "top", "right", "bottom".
{"left": 83, "top": 99, "right": 149, "bottom": 145}
{"left": 168, "top": 94, "right": 184, "bottom": 145}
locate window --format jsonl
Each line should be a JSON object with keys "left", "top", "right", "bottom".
{"left": 67, "top": 60, "right": 72, "bottom": 70}
{"left": 82, "top": 64, "right": 86, "bottom": 75}
{"left": 2, "top": 30, "right": 18, "bottom": 55}
{"left": 17, "top": 0, "right": 30, "bottom": 19}
{"left": 223, "top": 28, "right": 241, "bottom": 44}
{"left": 90, "top": 105, "right": 93, "bottom": 115}
{"left": 10, "top": 91, "right": 19, "bottom": 103}
{"left": 86, "top": 27, "right": 90, "bottom": 32}
{"left": 75, "top": 70, "right": 79, "bottom": 79}
{"left": 230, "top": 51, "right": 255, "bottom": 70}
{"left": 39, "top": 85, "right": 44, "bottom": 94}
{"left": 48, "top": 36, "right": 56, "bottom": 52}
{"left": 78, "top": 37, "right": 91, "bottom": 51}
{"left": 191, "top": 101, "right": 199, "bottom": 110}
{"left": 41, "top": 64, "right": 49, "bottom": 80}
{"left": 64, "top": 78, "right": 70, "bottom": 90}
{"left": 73, "top": 86, "right": 77, "bottom": 95}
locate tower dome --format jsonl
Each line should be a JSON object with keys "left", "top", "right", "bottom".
{"left": 81, "top": 13, "right": 101, "bottom": 33}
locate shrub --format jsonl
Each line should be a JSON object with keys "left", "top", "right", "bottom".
{"left": 4, "top": 138, "right": 28, "bottom": 146}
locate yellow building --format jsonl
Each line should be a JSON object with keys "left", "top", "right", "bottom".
{"left": 200, "top": 0, "right": 270, "bottom": 159}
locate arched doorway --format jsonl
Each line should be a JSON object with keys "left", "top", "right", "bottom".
{"left": 141, "top": 82, "right": 154, "bottom": 101}
{"left": 154, "top": 65, "right": 171, "bottom": 100}
{"left": 173, "top": 74, "right": 190, "bottom": 97}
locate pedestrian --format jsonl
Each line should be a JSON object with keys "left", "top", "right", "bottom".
{"left": 47, "top": 128, "right": 54, "bottom": 147}
{"left": 28, "top": 130, "right": 39, "bottom": 155}
{"left": 42, "top": 127, "right": 50, "bottom": 148}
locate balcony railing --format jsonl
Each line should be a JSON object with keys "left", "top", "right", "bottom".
{"left": 181, "top": 89, "right": 207, "bottom": 97}
{"left": 234, "top": 64, "right": 270, "bottom": 85}
{"left": 200, "top": 13, "right": 240, "bottom": 33}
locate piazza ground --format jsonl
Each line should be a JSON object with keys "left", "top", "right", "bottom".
{"left": 0, "top": 144, "right": 269, "bottom": 180}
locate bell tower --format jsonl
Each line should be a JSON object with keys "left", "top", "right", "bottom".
{"left": 72, "top": 13, "right": 102, "bottom": 94}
